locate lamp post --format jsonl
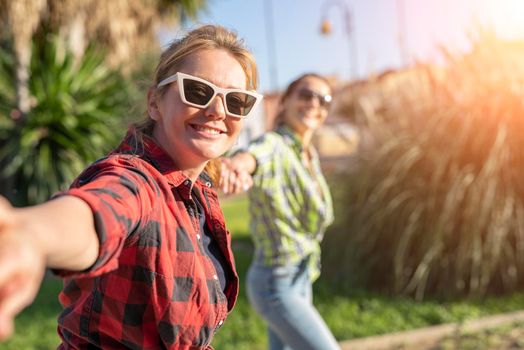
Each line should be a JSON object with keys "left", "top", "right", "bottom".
{"left": 264, "top": 0, "right": 279, "bottom": 91}
{"left": 320, "top": 0, "right": 358, "bottom": 81}
{"left": 396, "top": 0, "right": 409, "bottom": 66}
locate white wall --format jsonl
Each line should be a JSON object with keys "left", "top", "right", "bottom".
{"left": 231, "top": 102, "right": 266, "bottom": 152}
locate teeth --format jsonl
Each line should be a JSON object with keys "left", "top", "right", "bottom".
{"left": 193, "top": 125, "right": 221, "bottom": 135}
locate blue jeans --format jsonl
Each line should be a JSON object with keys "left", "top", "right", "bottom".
{"left": 246, "top": 260, "right": 340, "bottom": 350}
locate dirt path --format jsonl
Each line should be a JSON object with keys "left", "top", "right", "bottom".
{"left": 394, "top": 324, "right": 524, "bottom": 350}
{"left": 339, "top": 311, "right": 524, "bottom": 350}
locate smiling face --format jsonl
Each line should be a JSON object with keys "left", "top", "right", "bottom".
{"left": 282, "top": 76, "right": 332, "bottom": 138}
{"left": 148, "top": 49, "right": 247, "bottom": 171}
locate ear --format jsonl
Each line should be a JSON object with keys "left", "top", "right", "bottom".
{"left": 147, "top": 89, "right": 162, "bottom": 121}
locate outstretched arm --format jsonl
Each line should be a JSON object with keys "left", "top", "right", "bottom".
{"left": 0, "top": 195, "right": 98, "bottom": 340}
{"left": 220, "top": 151, "right": 257, "bottom": 195}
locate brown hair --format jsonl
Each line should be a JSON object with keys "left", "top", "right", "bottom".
{"left": 133, "top": 24, "right": 258, "bottom": 184}
{"left": 273, "top": 73, "right": 332, "bottom": 129}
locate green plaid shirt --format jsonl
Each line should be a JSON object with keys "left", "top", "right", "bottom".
{"left": 246, "top": 125, "right": 334, "bottom": 281}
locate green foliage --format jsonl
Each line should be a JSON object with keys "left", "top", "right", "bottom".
{"left": 0, "top": 37, "right": 132, "bottom": 205}
{"left": 323, "top": 32, "right": 524, "bottom": 300}
{"left": 165, "top": 0, "right": 209, "bottom": 23}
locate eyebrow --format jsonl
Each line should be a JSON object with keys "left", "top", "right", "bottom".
{"left": 187, "top": 73, "right": 246, "bottom": 90}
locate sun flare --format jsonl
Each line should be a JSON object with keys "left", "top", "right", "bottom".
{"left": 481, "top": 0, "right": 524, "bottom": 38}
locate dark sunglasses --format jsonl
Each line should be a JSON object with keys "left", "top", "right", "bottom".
{"left": 296, "top": 89, "right": 332, "bottom": 108}
{"left": 157, "top": 72, "right": 263, "bottom": 118}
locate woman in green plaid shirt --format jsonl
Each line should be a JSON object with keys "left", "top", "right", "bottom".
{"left": 221, "top": 74, "right": 339, "bottom": 350}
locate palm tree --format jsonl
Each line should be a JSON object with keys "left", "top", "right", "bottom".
{"left": 0, "top": 0, "right": 207, "bottom": 120}
{"left": 0, "top": 0, "right": 46, "bottom": 116}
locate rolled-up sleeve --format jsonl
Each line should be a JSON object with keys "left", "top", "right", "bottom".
{"left": 53, "top": 156, "right": 160, "bottom": 278}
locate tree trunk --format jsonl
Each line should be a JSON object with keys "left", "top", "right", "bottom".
{"left": 14, "top": 39, "right": 31, "bottom": 118}
{"left": 7, "top": 0, "right": 47, "bottom": 120}
{"left": 60, "top": 12, "right": 87, "bottom": 65}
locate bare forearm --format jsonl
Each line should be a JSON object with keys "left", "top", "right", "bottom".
{"left": 0, "top": 195, "right": 98, "bottom": 340}
{"left": 15, "top": 196, "right": 99, "bottom": 271}
{"left": 220, "top": 152, "right": 257, "bottom": 195}
{"left": 230, "top": 151, "right": 257, "bottom": 174}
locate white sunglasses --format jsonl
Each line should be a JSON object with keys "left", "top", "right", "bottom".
{"left": 157, "top": 72, "right": 263, "bottom": 119}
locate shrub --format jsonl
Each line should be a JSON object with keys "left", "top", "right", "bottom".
{"left": 323, "top": 32, "right": 524, "bottom": 300}
{"left": 0, "top": 37, "right": 132, "bottom": 205}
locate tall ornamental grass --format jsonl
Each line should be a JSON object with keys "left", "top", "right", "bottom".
{"left": 323, "top": 33, "right": 524, "bottom": 300}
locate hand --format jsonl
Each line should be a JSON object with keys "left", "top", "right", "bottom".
{"left": 220, "top": 157, "right": 254, "bottom": 195}
{"left": 0, "top": 197, "right": 46, "bottom": 341}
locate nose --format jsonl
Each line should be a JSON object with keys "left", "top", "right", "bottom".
{"left": 204, "top": 94, "right": 227, "bottom": 120}
{"left": 310, "top": 96, "right": 322, "bottom": 107}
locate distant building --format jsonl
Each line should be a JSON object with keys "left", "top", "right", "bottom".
{"left": 233, "top": 91, "right": 281, "bottom": 151}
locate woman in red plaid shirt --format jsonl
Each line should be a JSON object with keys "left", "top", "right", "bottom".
{"left": 0, "top": 24, "right": 262, "bottom": 349}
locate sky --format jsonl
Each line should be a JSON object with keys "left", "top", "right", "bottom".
{"left": 161, "top": 0, "right": 524, "bottom": 94}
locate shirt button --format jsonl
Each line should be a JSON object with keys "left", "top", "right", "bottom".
{"left": 196, "top": 234, "right": 201, "bottom": 240}
{"left": 184, "top": 180, "right": 190, "bottom": 185}
{"left": 205, "top": 181, "right": 212, "bottom": 187}
{"left": 213, "top": 274, "right": 218, "bottom": 280}
{"left": 218, "top": 320, "right": 223, "bottom": 326}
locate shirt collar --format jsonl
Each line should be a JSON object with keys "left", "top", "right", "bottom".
{"left": 276, "top": 124, "right": 306, "bottom": 155}
{"left": 112, "top": 127, "right": 213, "bottom": 188}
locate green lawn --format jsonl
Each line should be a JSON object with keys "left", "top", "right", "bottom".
{"left": 4, "top": 194, "right": 524, "bottom": 349}
{"left": 219, "top": 193, "right": 251, "bottom": 238}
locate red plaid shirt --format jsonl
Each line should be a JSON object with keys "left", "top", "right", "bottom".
{"left": 54, "top": 130, "right": 238, "bottom": 349}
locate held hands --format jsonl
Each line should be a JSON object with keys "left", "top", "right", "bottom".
{"left": 0, "top": 196, "right": 46, "bottom": 341}
{"left": 220, "top": 157, "right": 254, "bottom": 195}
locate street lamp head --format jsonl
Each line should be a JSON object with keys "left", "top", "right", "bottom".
{"left": 320, "top": 19, "right": 332, "bottom": 35}
{"left": 318, "top": 0, "right": 358, "bottom": 80}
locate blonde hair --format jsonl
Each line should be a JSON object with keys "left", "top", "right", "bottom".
{"left": 134, "top": 24, "right": 258, "bottom": 184}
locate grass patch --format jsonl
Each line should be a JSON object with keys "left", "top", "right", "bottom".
{"left": 220, "top": 193, "right": 250, "bottom": 238}
{"left": 5, "top": 195, "right": 524, "bottom": 348}
{"left": 1, "top": 275, "right": 62, "bottom": 350}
